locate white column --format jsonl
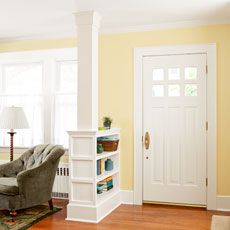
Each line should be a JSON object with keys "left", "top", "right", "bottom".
{"left": 75, "top": 11, "right": 101, "bottom": 131}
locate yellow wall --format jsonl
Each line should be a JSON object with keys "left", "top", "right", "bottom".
{"left": 0, "top": 24, "right": 230, "bottom": 195}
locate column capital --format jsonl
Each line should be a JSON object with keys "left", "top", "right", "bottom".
{"left": 74, "top": 11, "right": 102, "bottom": 28}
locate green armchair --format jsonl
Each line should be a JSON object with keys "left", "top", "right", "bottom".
{"left": 0, "top": 144, "right": 65, "bottom": 217}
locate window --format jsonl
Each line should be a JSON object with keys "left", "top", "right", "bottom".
{"left": 168, "top": 84, "right": 180, "bottom": 97}
{"left": 152, "top": 68, "right": 164, "bottom": 81}
{"left": 0, "top": 48, "right": 77, "bottom": 148}
{"left": 185, "top": 67, "right": 197, "bottom": 80}
{"left": 54, "top": 61, "right": 78, "bottom": 147}
{"left": 152, "top": 85, "right": 164, "bottom": 97}
{"left": 185, "top": 84, "right": 198, "bottom": 96}
{"left": 168, "top": 68, "right": 180, "bottom": 80}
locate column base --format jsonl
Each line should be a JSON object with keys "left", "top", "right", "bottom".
{"left": 66, "top": 190, "right": 120, "bottom": 223}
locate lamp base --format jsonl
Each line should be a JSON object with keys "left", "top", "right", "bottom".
{"left": 7, "top": 131, "right": 16, "bottom": 162}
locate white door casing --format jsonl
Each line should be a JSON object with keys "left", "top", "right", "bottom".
{"left": 134, "top": 44, "right": 217, "bottom": 210}
{"left": 143, "top": 54, "right": 206, "bottom": 205}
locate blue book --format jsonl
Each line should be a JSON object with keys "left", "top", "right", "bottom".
{"left": 97, "top": 160, "right": 101, "bottom": 175}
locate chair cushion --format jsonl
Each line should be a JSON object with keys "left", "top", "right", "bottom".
{"left": 25, "top": 145, "right": 56, "bottom": 170}
{"left": 0, "top": 177, "right": 19, "bottom": 195}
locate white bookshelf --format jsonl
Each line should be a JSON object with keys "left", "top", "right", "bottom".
{"left": 66, "top": 128, "right": 121, "bottom": 223}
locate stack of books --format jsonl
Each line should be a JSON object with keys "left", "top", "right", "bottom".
{"left": 97, "top": 159, "right": 106, "bottom": 175}
{"left": 97, "top": 176, "right": 113, "bottom": 192}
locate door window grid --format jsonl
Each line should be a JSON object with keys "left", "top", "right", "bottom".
{"left": 152, "top": 67, "right": 199, "bottom": 97}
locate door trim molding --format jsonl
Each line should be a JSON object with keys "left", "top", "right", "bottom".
{"left": 134, "top": 44, "right": 217, "bottom": 210}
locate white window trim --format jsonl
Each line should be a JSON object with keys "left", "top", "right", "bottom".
{"left": 0, "top": 47, "right": 77, "bottom": 152}
{"left": 134, "top": 44, "right": 217, "bottom": 210}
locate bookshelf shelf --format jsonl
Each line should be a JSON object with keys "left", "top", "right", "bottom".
{"left": 97, "top": 168, "right": 119, "bottom": 182}
{"left": 71, "top": 178, "right": 94, "bottom": 183}
{"left": 96, "top": 150, "right": 119, "bottom": 160}
{"left": 67, "top": 128, "right": 121, "bottom": 223}
{"left": 96, "top": 128, "right": 120, "bottom": 137}
{"left": 97, "top": 188, "right": 120, "bottom": 205}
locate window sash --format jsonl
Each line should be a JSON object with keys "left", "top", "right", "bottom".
{"left": 0, "top": 48, "right": 77, "bottom": 149}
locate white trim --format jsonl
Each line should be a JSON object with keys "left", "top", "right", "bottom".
{"left": 216, "top": 196, "right": 230, "bottom": 211}
{"left": 65, "top": 217, "right": 99, "bottom": 224}
{"left": 134, "top": 44, "right": 217, "bottom": 210}
{"left": 121, "top": 190, "right": 134, "bottom": 204}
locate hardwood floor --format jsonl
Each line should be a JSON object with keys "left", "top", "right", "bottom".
{"left": 30, "top": 199, "right": 230, "bottom": 230}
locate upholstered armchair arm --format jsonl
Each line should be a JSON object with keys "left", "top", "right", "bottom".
{"left": 17, "top": 160, "right": 58, "bottom": 201}
{"left": 0, "top": 159, "right": 24, "bottom": 177}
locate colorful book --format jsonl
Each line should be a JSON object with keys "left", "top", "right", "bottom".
{"left": 97, "top": 160, "right": 100, "bottom": 175}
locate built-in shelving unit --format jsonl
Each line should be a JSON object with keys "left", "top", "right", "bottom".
{"left": 66, "top": 128, "right": 121, "bottom": 223}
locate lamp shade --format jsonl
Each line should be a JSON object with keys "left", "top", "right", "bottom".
{"left": 0, "top": 106, "right": 29, "bottom": 129}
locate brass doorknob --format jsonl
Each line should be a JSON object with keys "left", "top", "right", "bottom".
{"left": 144, "top": 131, "right": 150, "bottom": 150}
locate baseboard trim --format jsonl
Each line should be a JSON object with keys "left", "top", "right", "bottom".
{"left": 65, "top": 217, "right": 98, "bottom": 223}
{"left": 120, "top": 192, "right": 230, "bottom": 211}
{"left": 216, "top": 196, "right": 230, "bottom": 211}
{"left": 121, "top": 190, "right": 134, "bottom": 204}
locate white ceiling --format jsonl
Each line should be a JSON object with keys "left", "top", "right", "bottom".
{"left": 0, "top": 0, "right": 229, "bottom": 41}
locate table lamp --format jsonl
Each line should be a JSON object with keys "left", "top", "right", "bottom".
{"left": 0, "top": 106, "right": 29, "bottom": 161}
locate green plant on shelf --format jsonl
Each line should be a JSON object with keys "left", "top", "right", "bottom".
{"left": 103, "top": 116, "right": 113, "bottom": 129}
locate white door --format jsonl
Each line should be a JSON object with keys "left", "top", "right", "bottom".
{"left": 143, "top": 54, "right": 207, "bottom": 205}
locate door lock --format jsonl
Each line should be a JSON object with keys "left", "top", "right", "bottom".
{"left": 144, "top": 131, "right": 150, "bottom": 150}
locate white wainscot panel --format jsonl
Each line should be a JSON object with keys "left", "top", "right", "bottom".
{"left": 72, "top": 183, "right": 94, "bottom": 204}
{"left": 72, "top": 160, "right": 93, "bottom": 179}
{"left": 71, "top": 137, "right": 93, "bottom": 157}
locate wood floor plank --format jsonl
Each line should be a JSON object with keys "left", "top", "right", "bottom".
{"left": 29, "top": 199, "right": 230, "bottom": 230}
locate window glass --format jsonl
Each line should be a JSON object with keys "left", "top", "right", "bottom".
{"left": 54, "top": 61, "right": 78, "bottom": 147}
{"left": 57, "top": 61, "right": 77, "bottom": 93}
{"left": 168, "top": 68, "right": 180, "bottom": 80}
{"left": 185, "top": 67, "right": 197, "bottom": 80}
{"left": 185, "top": 84, "right": 198, "bottom": 96}
{"left": 152, "top": 85, "right": 164, "bottom": 97}
{"left": 168, "top": 85, "right": 180, "bottom": 97}
{"left": 0, "top": 50, "right": 77, "bottom": 148}
{"left": 4, "top": 63, "right": 43, "bottom": 94}
{"left": 152, "top": 69, "right": 164, "bottom": 81}
{"left": 0, "top": 63, "right": 43, "bottom": 147}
